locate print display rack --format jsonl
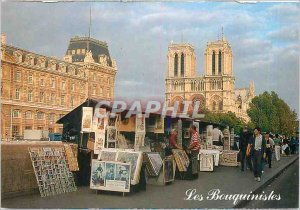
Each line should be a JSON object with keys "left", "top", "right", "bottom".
{"left": 28, "top": 147, "right": 77, "bottom": 197}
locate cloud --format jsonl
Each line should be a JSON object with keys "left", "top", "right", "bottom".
{"left": 2, "top": 1, "right": 299, "bottom": 115}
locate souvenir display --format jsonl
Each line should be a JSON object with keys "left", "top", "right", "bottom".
{"left": 199, "top": 149, "right": 221, "bottom": 166}
{"left": 135, "top": 114, "right": 145, "bottom": 132}
{"left": 28, "top": 147, "right": 77, "bottom": 197}
{"left": 177, "top": 120, "right": 182, "bottom": 147}
{"left": 98, "top": 149, "right": 118, "bottom": 161}
{"left": 90, "top": 160, "right": 131, "bottom": 193}
{"left": 116, "top": 151, "right": 143, "bottom": 185}
{"left": 94, "top": 132, "right": 105, "bottom": 154}
{"left": 144, "top": 153, "right": 163, "bottom": 177}
{"left": 63, "top": 144, "right": 79, "bottom": 171}
{"left": 92, "top": 108, "right": 108, "bottom": 133}
{"left": 81, "top": 107, "right": 93, "bottom": 132}
{"left": 275, "top": 145, "right": 281, "bottom": 161}
{"left": 219, "top": 150, "right": 239, "bottom": 166}
{"left": 199, "top": 154, "right": 214, "bottom": 172}
{"left": 134, "top": 132, "right": 145, "bottom": 150}
{"left": 172, "top": 149, "right": 189, "bottom": 172}
{"left": 206, "top": 125, "right": 213, "bottom": 147}
{"left": 154, "top": 116, "right": 164, "bottom": 133}
{"left": 163, "top": 156, "right": 175, "bottom": 183}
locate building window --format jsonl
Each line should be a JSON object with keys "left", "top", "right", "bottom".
{"left": 12, "top": 125, "right": 20, "bottom": 137}
{"left": 37, "top": 112, "right": 44, "bottom": 120}
{"left": 25, "top": 111, "right": 33, "bottom": 119}
{"left": 61, "top": 81, "right": 65, "bottom": 90}
{"left": 71, "top": 97, "right": 74, "bottom": 107}
{"left": 93, "top": 85, "right": 96, "bottom": 95}
{"left": 12, "top": 110, "right": 20, "bottom": 118}
{"left": 174, "top": 53, "right": 178, "bottom": 77}
{"left": 219, "top": 101, "right": 223, "bottom": 111}
{"left": 93, "top": 73, "right": 96, "bottom": 81}
{"left": 51, "top": 78, "right": 55, "bottom": 88}
{"left": 181, "top": 53, "right": 184, "bottom": 77}
{"left": 28, "top": 73, "right": 33, "bottom": 83}
{"left": 61, "top": 95, "right": 65, "bottom": 105}
{"left": 15, "top": 71, "right": 21, "bottom": 81}
{"left": 40, "top": 78, "right": 44, "bottom": 86}
{"left": 212, "top": 101, "right": 216, "bottom": 111}
{"left": 82, "top": 49, "right": 86, "bottom": 54}
{"left": 212, "top": 51, "right": 216, "bottom": 75}
{"left": 25, "top": 126, "right": 32, "bottom": 130}
{"left": 37, "top": 126, "right": 43, "bottom": 130}
{"left": 71, "top": 83, "right": 75, "bottom": 91}
{"left": 50, "top": 93, "right": 55, "bottom": 104}
{"left": 218, "top": 50, "right": 222, "bottom": 75}
{"left": 39, "top": 92, "right": 44, "bottom": 102}
{"left": 15, "top": 88, "right": 20, "bottom": 100}
{"left": 49, "top": 113, "right": 55, "bottom": 122}
{"left": 28, "top": 90, "right": 33, "bottom": 102}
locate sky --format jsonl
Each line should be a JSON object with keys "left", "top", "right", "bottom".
{"left": 1, "top": 1, "right": 299, "bottom": 115}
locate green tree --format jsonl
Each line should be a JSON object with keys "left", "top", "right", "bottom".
{"left": 247, "top": 91, "right": 298, "bottom": 136}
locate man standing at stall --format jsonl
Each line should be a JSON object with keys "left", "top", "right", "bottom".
{"left": 247, "top": 127, "right": 266, "bottom": 182}
{"left": 187, "top": 125, "right": 201, "bottom": 156}
{"left": 169, "top": 129, "right": 182, "bottom": 150}
{"left": 239, "top": 126, "right": 252, "bottom": 171}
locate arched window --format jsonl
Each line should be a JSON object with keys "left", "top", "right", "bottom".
{"left": 219, "top": 101, "right": 223, "bottom": 111}
{"left": 181, "top": 53, "right": 184, "bottom": 77}
{"left": 212, "top": 51, "right": 216, "bottom": 75}
{"left": 218, "top": 50, "right": 222, "bottom": 75}
{"left": 174, "top": 53, "right": 178, "bottom": 77}
{"left": 212, "top": 101, "right": 216, "bottom": 111}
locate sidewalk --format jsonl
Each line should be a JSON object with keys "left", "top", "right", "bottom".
{"left": 1, "top": 154, "right": 298, "bottom": 209}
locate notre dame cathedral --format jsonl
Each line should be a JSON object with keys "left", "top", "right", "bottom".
{"left": 165, "top": 35, "right": 255, "bottom": 122}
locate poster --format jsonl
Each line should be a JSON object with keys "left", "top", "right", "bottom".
{"left": 94, "top": 132, "right": 105, "bottom": 154}
{"left": 63, "top": 144, "right": 79, "bottom": 171}
{"left": 93, "top": 108, "right": 108, "bottom": 133}
{"left": 90, "top": 160, "right": 130, "bottom": 192}
{"left": 81, "top": 107, "right": 93, "bottom": 132}
{"left": 107, "top": 126, "right": 117, "bottom": 142}
{"left": 134, "top": 132, "right": 145, "bottom": 150}
{"left": 98, "top": 150, "right": 118, "bottom": 161}
{"left": 154, "top": 116, "right": 164, "bottom": 133}
{"left": 116, "top": 151, "right": 143, "bottom": 185}
{"left": 163, "top": 156, "right": 175, "bottom": 183}
{"left": 135, "top": 114, "right": 145, "bottom": 132}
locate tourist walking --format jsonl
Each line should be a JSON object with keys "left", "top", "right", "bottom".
{"left": 239, "top": 126, "right": 252, "bottom": 171}
{"left": 247, "top": 127, "right": 266, "bottom": 182}
{"left": 264, "top": 132, "right": 274, "bottom": 168}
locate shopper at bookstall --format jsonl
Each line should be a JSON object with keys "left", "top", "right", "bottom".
{"left": 239, "top": 126, "right": 252, "bottom": 171}
{"left": 264, "top": 132, "right": 274, "bottom": 168}
{"left": 169, "top": 129, "right": 182, "bottom": 150}
{"left": 246, "top": 127, "right": 266, "bottom": 182}
{"left": 212, "top": 127, "right": 224, "bottom": 146}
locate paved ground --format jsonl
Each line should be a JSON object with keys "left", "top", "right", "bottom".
{"left": 244, "top": 159, "right": 299, "bottom": 209}
{"left": 1, "top": 154, "right": 298, "bottom": 209}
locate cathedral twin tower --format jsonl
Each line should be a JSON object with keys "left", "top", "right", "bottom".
{"left": 165, "top": 36, "right": 255, "bottom": 122}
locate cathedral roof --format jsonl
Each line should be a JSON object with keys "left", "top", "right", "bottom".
{"left": 65, "top": 36, "right": 112, "bottom": 66}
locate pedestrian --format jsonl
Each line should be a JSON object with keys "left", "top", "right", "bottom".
{"left": 186, "top": 125, "right": 201, "bottom": 157}
{"left": 239, "top": 126, "right": 252, "bottom": 171}
{"left": 282, "top": 141, "right": 290, "bottom": 156}
{"left": 212, "top": 126, "right": 224, "bottom": 146}
{"left": 247, "top": 127, "right": 266, "bottom": 182}
{"left": 264, "top": 132, "right": 274, "bottom": 168}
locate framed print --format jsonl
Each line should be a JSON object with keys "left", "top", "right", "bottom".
{"left": 82, "top": 107, "right": 93, "bottom": 132}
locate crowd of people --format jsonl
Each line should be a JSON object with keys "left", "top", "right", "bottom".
{"left": 239, "top": 126, "right": 299, "bottom": 182}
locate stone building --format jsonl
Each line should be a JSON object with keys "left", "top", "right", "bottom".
{"left": 1, "top": 34, "right": 117, "bottom": 139}
{"left": 165, "top": 36, "right": 255, "bottom": 122}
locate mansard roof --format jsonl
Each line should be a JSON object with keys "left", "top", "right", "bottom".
{"left": 65, "top": 36, "right": 112, "bottom": 66}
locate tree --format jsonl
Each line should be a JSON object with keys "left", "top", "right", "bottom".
{"left": 204, "top": 111, "right": 246, "bottom": 134}
{"left": 247, "top": 91, "right": 298, "bottom": 136}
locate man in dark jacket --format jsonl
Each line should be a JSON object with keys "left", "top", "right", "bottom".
{"left": 239, "top": 126, "right": 252, "bottom": 171}
{"left": 247, "top": 127, "right": 266, "bottom": 182}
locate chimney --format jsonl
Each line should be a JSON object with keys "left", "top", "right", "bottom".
{"left": 1, "top": 33, "right": 6, "bottom": 45}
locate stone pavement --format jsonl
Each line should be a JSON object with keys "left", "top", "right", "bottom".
{"left": 1, "top": 154, "right": 298, "bottom": 209}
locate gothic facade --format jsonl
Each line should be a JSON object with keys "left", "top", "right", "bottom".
{"left": 1, "top": 34, "right": 117, "bottom": 139}
{"left": 165, "top": 37, "right": 255, "bottom": 122}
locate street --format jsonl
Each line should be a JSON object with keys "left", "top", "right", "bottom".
{"left": 1, "top": 155, "right": 298, "bottom": 209}
{"left": 244, "top": 159, "right": 299, "bottom": 209}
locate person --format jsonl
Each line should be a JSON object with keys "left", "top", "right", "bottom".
{"left": 169, "top": 129, "right": 182, "bottom": 149}
{"left": 290, "top": 137, "right": 297, "bottom": 154}
{"left": 212, "top": 126, "right": 224, "bottom": 146}
{"left": 186, "top": 125, "right": 201, "bottom": 157}
{"left": 247, "top": 127, "right": 266, "bottom": 182}
{"left": 282, "top": 141, "right": 290, "bottom": 156}
{"left": 264, "top": 132, "right": 274, "bottom": 168}
{"left": 239, "top": 126, "right": 252, "bottom": 171}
